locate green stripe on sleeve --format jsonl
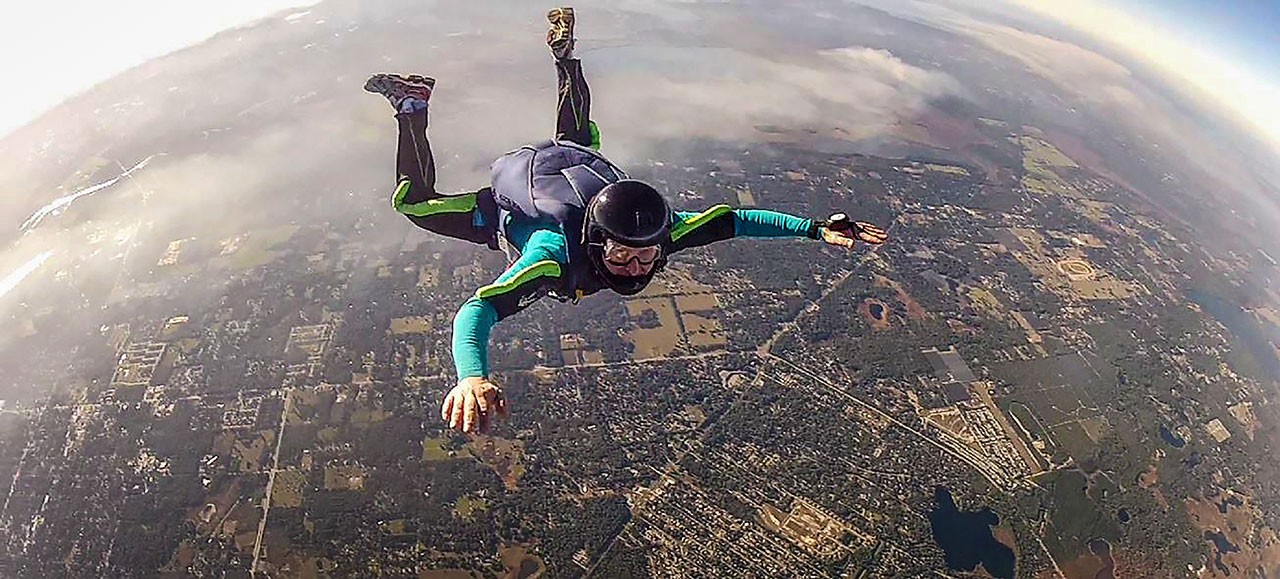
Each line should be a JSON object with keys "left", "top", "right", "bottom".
{"left": 475, "top": 260, "right": 562, "bottom": 299}
{"left": 669, "top": 204, "right": 732, "bottom": 243}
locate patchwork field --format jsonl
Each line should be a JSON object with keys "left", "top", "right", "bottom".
{"left": 624, "top": 297, "right": 682, "bottom": 359}
{"left": 1004, "top": 228, "right": 1142, "bottom": 301}
{"left": 992, "top": 353, "right": 1113, "bottom": 463}
{"left": 623, "top": 268, "right": 728, "bottom": 359}
{"left": 466, "top": 436, "right": 526, "bottom": 490}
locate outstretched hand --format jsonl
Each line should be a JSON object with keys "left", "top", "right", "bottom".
{"left": 441, "top": 377, "right": 508, "bottom": 434}
{"left": 821, "top": 220, "right": 888, "bottom": 249}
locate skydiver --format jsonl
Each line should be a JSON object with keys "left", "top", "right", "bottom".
{"left": 364, "top": 7, "right": 889, "bottom": 434}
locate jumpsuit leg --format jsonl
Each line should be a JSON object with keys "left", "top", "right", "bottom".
{"left": 554, "top": 58, "right": 595, "bottom": 148}
{"left": 393, "top": 108, "right": 496, "bottom": 246}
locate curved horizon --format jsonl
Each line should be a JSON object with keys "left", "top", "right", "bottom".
{"left": 0, "top": 0, "right": 1277, "bottom": 159}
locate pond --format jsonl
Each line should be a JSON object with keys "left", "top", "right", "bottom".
{"left": 1205, "top": 530, "right": 1241, "bottom": 576}
{"left": 1088, "top": 538, "right": 1116, "bottom": 579}
{"left": 1159, "top": 425, "right": 1186, "bottom": 448}
{"left": 929, "top": 487, "right": 1016, "bottom": 579}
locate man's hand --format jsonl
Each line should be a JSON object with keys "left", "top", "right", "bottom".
{"left": 821, "top": 220, "right": 888, "bottom": 249}
{"left": 441, "top": 377, "right": 508, "bottom": 434}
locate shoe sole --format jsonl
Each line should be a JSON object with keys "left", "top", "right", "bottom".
{"left": 547, "top": 7, "right": 575, "bottom": 46}
{"left": 364, "top": 73, "right": 436, "bottom": 99}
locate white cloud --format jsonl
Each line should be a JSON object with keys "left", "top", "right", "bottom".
{"left": 592, "top": 45, "right": 961, "bottom": 159}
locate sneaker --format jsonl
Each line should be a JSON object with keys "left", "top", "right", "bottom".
{"left": 364, "top": 73, "right": 435, "bottom": 112}
{"left": 547, "top": 7, "right": 575, "bottom": 60}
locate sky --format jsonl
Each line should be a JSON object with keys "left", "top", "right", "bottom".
{"left": 0, "top": 1, "right": 319, "bottom": 139}
{"left": 1122, "top": 0, "right": 1280, "bottom": 77}
{"left": 0, "top": 0, "right": 1277, "bottom": 151}
{"left": 1004, "top": 0, "right": 1280, "bottom": 153}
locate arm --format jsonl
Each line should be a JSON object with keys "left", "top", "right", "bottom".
{"left": 668, "top": 205, "right": 814, "bottom": 252}
{"left": 733, "top": 209, "right": 815, "bottom": 238}
{"left": 450, "top": 227, "right": 569, "bottom": 380}
{"left": 443, "top": 227, "right": 568, "bottom": 433}
{"left": 669, "top": 205, "right": 888, "bottom": 253}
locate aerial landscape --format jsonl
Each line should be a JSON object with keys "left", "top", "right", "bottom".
{"left": 0, "top": 1, "right": 1278, "bottom": 577}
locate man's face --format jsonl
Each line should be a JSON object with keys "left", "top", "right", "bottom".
{"left": 601, "top": 239, "right": 660, "bottom": 277}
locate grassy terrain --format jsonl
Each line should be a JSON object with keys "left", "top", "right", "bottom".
{"left": 1045, "top": 469, "right": 1121, "bottom": 564}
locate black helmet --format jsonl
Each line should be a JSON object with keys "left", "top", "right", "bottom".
{"left": 583, "top": 180, "right": 671, "bottom": 295}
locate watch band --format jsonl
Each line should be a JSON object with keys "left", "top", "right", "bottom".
{"left": 806, "top": 220, "right": 824, "bottom": 239}
{"left": 810, "top": 212, "right": 852, "bottom": 239}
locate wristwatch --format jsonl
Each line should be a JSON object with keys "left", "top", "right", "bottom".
{"left": 808, "top": 212, "right": 852, "bottom": 239}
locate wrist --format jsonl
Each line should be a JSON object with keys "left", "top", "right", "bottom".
{"left": 806, "top": 219, "right": 823, "bottom": 239}
{"left": 810, "top": 212, "right": 852, "bottom": 240}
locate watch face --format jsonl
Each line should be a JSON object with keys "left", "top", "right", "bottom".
{"left": 829, "top": 212, "right": 848, "bottom": 222}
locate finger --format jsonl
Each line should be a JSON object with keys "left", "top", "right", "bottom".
{"left": 855, "top": 221, "right": 883, "bottom": 232}
{"left": 463, "top": 390, "right": 479, "bottom": 433}
{"left": 441, "top": 392, "right": 455, "bottom": 422}
{"left": 477, "top": 411, "right": 491, "bottom": 434}
{"left": 475, "top": 384, "right": 491, "bottom": 415}
{"left": 826, "top": 230, "right": 854, "bottom": 247}
{"left": 856, "top": 222, "right": 888, "bottom": 244}
{"left": 449, "top": 394, "right": 464, "bottom": 430}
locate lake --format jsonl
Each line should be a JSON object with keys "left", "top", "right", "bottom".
{"left": 929, "top": 487, "right": 1016, "bottom": 579}
{"left": 1205, "top": 530, "right": 1240, "bottom": 576}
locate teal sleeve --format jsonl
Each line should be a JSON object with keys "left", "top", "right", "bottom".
{"left": 672, "top": 208, "right": 812, "bottom": 239}
{"left": 450, "top": 226, "right": 568, "bottom": 380}
{"left": 731, "top": 209, "right": 812, "bottom": 238}
{"left": 505, "top": 222, "right": 570, "bottom": 262}
{"left": 452, "top": 297, "right": 498, "bottom": 379}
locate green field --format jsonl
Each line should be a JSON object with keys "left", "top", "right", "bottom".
{"left": 1045, "top": 470, "right": 1121, "bottom": 562}
{"left": 454, "top": 495, "right": 488, "bottom": 520}
{"left": 422, "top": 437, "right": 455, "bottom": 462}
{"left": 1008, "top": 401, "right": 1054, "bottom": 450}
{"left": 994, "top": 354, "right": 1107, "bottom": 424}
{"left": 1051, "top": 421, "right": 1097, "bottom": 463}
{"left": 227, "top": 225, "right": 300, "bottom": 270}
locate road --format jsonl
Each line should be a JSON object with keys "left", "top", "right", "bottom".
{"left": 250, "top": 388, "right": 292, "bottom": 577}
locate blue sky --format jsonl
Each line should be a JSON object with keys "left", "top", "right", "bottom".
{"left": 1121, "top": 0, "right": 1280, "bottom": 83}
{"left": 998, "top": 0, "right": 1280, "bottom": 152}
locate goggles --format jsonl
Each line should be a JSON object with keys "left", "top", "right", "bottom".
{"left": 596, "top": 239, "right": 662, "bottom": 266}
